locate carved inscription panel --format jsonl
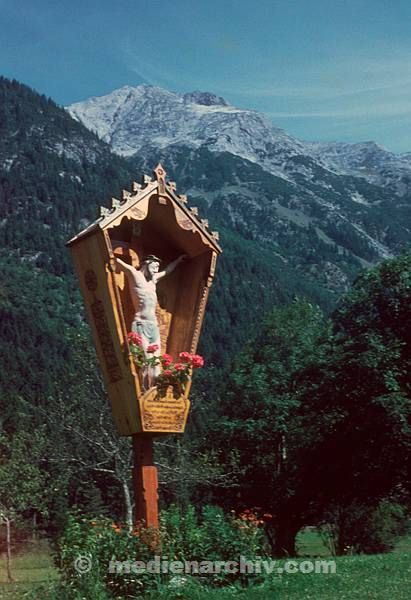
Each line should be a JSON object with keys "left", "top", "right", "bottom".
{"left": 140, "top": 387, "right": 189, "bottom": 433}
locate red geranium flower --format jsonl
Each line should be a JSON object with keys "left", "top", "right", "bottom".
{"left": 146, "top": 344, "right": 159, "bottom": 353}
{"left": 127, "top": 332, "right": 143, "bottom": 346}
{"left": 162, "top": 369, "right": 173, "bottom": 377}
{"left": 179, "top": 351, "right": 192, "bottom": 363}
{"left": 161, "top": 353, "right": 173, "bottom": 367}
{"left": 174, "top": 363, "right": 186, "bottom": 371}
{"left": 191, "top": 354, "right": 204, "bottom": 369}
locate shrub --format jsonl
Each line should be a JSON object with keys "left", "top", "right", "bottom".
{"left": 322, "top": 500, "right": 409, "bottom": 555}
{"left": 55, "top": 505, "right": 268, "bottom": 597}
{"left": 57, "top": 514, "right": 160, "bottom": 598}
{"left": 358, "top": 501, "right": 409, "bottom": 553}
{"left": 161, "top": 505, "right": 267, "bottom": 579}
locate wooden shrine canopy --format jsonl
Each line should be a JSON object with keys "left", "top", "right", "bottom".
{"left": 67, "top": 165, "right": 221, "bottom": 435}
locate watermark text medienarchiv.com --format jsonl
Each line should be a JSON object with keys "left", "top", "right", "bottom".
{"left": 74, "top": 554, "right": 337, "bottom": 576}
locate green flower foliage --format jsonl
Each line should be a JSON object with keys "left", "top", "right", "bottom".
{"left": 56, "top": 505, "right": 268, "bottom": 597}
{"left": 161, "top": 505, "right": 266, "bottom": 566}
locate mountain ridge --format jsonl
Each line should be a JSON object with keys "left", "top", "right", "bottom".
{"left": 67, "top": 84, "right": 411, "bottom": 197}
{"left": 67, "top": 84, "right": 411, "bottom": 287}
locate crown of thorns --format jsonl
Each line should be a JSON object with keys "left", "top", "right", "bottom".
{"left": 142, "top": 254, "right": 161, "bottom": 264}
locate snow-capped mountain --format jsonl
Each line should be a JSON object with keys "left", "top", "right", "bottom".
{"left": 68, "top": 85, "right": 411, "bottom": 194}
{"left": 308, "top": 141, "right": 411, "bottom": 195}
{"left": 68, "top": 85, "right": 308, "bottom": 180}
{"left": 67, "top": 85, "right": 411, "bottom": 272}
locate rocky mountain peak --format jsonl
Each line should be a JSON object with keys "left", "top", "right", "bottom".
{"left": 183, "top": 91, "right": 229, "bottom": 107}
{"left": 67, "top": 83, "right": 411, "bottom": 199}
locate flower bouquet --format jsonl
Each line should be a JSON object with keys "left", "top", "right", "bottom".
{"left": 127, "top": 332, "right": 204, "bottom": 397}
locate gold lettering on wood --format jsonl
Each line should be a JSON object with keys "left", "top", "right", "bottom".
{"left": 85, "top": 269, "right": 98, "bottom": 291}
{"left": 141, "top": 387, "right": 189, "bottom": 432}
{"left": 90, "top": 299, "right": 123, "bottom": 383}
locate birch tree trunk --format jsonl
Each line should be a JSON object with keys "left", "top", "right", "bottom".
{"left": 122, "top": 479, "right": 133, "bottom": 532}
{"left": 5, "top": 517, "right": 14, "bottom": 582}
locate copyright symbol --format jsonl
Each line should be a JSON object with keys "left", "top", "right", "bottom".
{"left": 74, "top": 554, "right": 92, "bottom": 574}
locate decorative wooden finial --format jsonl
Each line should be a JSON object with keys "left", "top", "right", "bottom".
{"left": 179, "top": 194, "right": 187, "bottom": 203}
{"left": 143, "top": 174, "right": 153, "bottom": 185}
{"left": 190, "top": 207, "right": 199, "bottom": 216}
{"left": 211, "top": 231, "right": 220, "bottom": 241}
{"left": 99, "top": 206, "right": 110, "bottom": 218}
{"left": 153, "top": 164, "right": 166, "bottom": 195}
{"left": 132, "top": 181, "right": 142, "bottom": 193}
{"left": 201, "top": 219, "right": 209, "bottom": 228}
{"left": 111, "top": 198, "right": 121, "bottom": 209}
{"left": 153, "top": 163, "right": 167, "bottom": 180}
{"left": 168, "top": 181, "right": 177, "bottom": 191}
{"left": 122, "top": 190, "right": 131, "bottom": 202}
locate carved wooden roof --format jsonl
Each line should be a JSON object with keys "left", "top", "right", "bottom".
{"left": 67, "top": 164, "right": 221, "bottom": 253}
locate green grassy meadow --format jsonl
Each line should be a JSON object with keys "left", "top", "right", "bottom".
{"left": 0, "top": 541, "right": 58, "bottom": 598}
{"left": 0, "top": 542, "right": 59, "bottom": 599}
{"left": 1, "top": 535, "right": 410, "bottom": 599}
{"left": 172, "top": 552, "right": 411, "bottom": 600}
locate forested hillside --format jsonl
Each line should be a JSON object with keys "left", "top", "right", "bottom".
{"left": 0, "top": 77, "right": 138, "bottom": 423}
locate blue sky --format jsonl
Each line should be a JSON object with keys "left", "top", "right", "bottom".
{"left": 1, "top": 0, "right": 411, "bottom": 152}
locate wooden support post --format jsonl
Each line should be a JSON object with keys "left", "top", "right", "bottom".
{"left": 132, "top": 435, "right": 159, "bottom": 528}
